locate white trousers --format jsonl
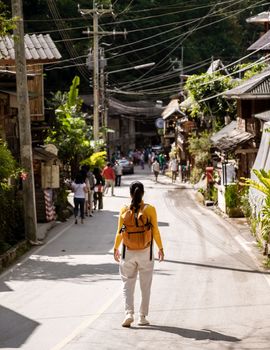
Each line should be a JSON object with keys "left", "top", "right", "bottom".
{"left": 119, "top": 247, "right": 154, "bottom": 316}
{"left": 104, "top": 179, "right": 114, "bottom": 195}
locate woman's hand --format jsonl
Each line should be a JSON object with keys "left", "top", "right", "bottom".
{"left": 114, "top": 248, "right": 120, "bottom": 262}
{"left": 158, "top": 248, "right": 164, "bottom": 262}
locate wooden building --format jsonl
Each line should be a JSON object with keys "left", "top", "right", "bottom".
{"left": 0, "top": 34, "right": 62, "bottom": 222}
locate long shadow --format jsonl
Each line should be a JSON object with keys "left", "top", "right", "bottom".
{"left": 0, "top": 305, "right": 40, "bottom": 348}
{"left": 3, "top": 260, "right": 119, "bottom": 282}
{"left": 134, "top": 325, "right": 241, "bottom": 342}
{"left": 164, "top": 258, "right": 270, "bottom": 275}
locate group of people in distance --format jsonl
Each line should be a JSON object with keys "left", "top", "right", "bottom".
{"left": 70, "top": 161, "right": 124, "bottom": 224}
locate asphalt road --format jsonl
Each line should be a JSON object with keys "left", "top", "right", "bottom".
{"left": 1, "top": 167, "right": 270, "bottom": 350}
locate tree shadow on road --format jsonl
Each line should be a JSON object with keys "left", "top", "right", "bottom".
{"left": 135, "top": 324, "right": 241, "bottom": 342}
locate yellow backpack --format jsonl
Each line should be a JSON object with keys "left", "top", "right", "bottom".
{"left": 120, "top": 204, "right": 152, "bottom": 251}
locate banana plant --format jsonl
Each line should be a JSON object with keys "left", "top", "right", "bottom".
{"left": 242, "top": 169, "right": 270, "bottom": 196}
{"left": 242, "top": 169, "right": 270, "bottom": 256}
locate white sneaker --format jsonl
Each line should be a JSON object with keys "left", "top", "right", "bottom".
{"left": 122, "top": 313, "right": 134, "bottom": 327}
{"left": 138, "top": 315, "right": 150, "bottom": 326}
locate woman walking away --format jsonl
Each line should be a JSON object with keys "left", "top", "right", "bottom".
{"left": 71, "top": 173, "right": 88, "bottom": 224}
{"left": 93, "top": 167, "right": 104, "bottom": 210}
{"left": 113, "top": 181, "right": 164, "bottom": 327}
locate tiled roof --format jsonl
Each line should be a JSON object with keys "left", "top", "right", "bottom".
{"left": 224, "top": 68, "right": 270, "bottom": 98}
{"left": 162, "top": 99, "right": 185, "bottom": 120}
{"left": 211, "top": 121, "right": 254, "bottom": 151}
{"left": 246, "top": 12, "right": 270, "bottom": 23}
{"left": 247, "top": 30, "right": 270, "bottom": 51}
{"left": 0, "top": 34, "right": 61, "bottom": 62}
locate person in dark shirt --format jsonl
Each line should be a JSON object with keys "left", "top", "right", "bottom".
{"left": 93, "top": 167, "right": 105, "bottom": 210}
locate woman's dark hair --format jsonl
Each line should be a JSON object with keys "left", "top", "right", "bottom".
{"left": 75, "top": 173, "right": 84, "bottom": 184}
{"left": 130, "top": 181, "right": 144, "bottom": 210}
{"left": 93, "top": 167, "right": 100, "bottom": 176}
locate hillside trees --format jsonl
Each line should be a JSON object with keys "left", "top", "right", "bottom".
{"left": 9, "top": 0, "right": 267, "bottom": 95}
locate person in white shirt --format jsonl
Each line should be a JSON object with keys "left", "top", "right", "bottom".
{"left": 151, "top": 158, "right": 160, "bottom": 183}
{"left": 169, "top": 158, "right": 178, "bottom": 183}
{"left": 71, "top": 173, "right": 88, "bottom": 224}
{"left": 114, "top": 161, "right": 123, "bottom": 186}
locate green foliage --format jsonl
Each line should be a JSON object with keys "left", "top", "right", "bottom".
{"left": 81, "top": 151, "right": 107, "bottom": 170}
{"left": 14, "top": 0, "right": 266, "bottom": 94}
{"left": 0, "top": 187, "right": 25, "bottom": 254}
{"left": 185, "top": 72, "right": 236, "bottom": 123}
{"left": 225, "top": 184, "right": 240, "bottom": 209}
{"left": 46, "top": 76, "right": 94, "bottom": 176}
{"left": 239, "top": 186, "right": 252, "bottom": 219}
{"left": 260, "top": 196, "right": 270, "bottom": 242}
{"left": 236, "top": 62, "right": 267, "bottom": 81}
{"left": 0, "top": 2, "right": 16, "bottom": 35}
{"left": 242, "top": 169, "right": 270, "bottom": 197}
{"left": 54, "top": 187, "right": 71, "bottom": 221}
{"left": 242, "top": 169, "right": 270, "bottom": 244}
{"left": 188, "top": 131, "right": 212, "bottom": 183}
{"left": 0, "top": 140, "right": 17, "bottom": 185}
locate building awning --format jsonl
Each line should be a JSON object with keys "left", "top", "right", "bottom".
{"left": 247, "top": 30, "right": 270, "bottom": 51}
{"left": 246, "top": 11, "right": 270, "bottom": 23}
{"left": 224, "top": 68, "right": 270, "bottom": 99}
{"left": 211, "top": 121, "right": 254, "bottom": 151}
{"left": 162, "top": 99, "right": 185, "bottom": 120}
{"left": 254, "top": 110, "right": 270, "bottom": 121}
{"left": 33, "top": 145, "right": 58, "bottom": 161}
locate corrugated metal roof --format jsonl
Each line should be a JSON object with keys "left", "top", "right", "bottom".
{"left": 162, "top": 99, "right": 186, "bottom": 120}
{"left": 246, "top": 12, "right": 270, "bottom": 23}
{"left": 206, "top": 59, "right": 229, "bottom": 75}
{"left": 0, "top": 34, "right": 61, "bottom": 62}
{"left": 224, "top": 68, "right": 270, "bottom": 98}
{"left": 254, "top": 110, "right": 270, "bottom": 121}
{"left": 211, "top": 121, "right": 254, "bottom": 151}
{"left": 247, "top": 30, "right": 270, "bottom": 51}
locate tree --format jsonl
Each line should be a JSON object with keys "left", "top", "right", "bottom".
{"left": 184, "top": 72, "right": 236, "bottom": 128}
{"left": 0, "top": 1, "right": 16, "bottom": 35}
{"left": 46, "top": 76, "right": 93, "bottom": 177}
{"left": 0, "top": 140, "right": 17, "bottom": 187}
{"left": 187, "top": 130, "right": 212, "bottom": 183}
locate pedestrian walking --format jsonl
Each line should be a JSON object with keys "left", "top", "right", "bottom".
{"left": 114, "top": 160, "right": 123, "bottom": 187}
{"left": 71, "top": 173, "right": 88, "bottom": 224}
{"left": 169, "top": 157, "right": 178, "bottom": 183}
{"left": 80, "top": 165, "right": 95, "bottom": 217}
{"left": 93, "top": 167, "right": 104, "bottom": 210}
{"left": 151, "top": 158, "right": 160, "bottom": 183}
{"left": 113, "top": 181, "right": 164, "bottom": 327}
{"left": 102, "top": 162, "right": 115, "bottom": 196}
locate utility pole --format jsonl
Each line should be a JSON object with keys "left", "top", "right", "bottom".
{"left": 11, "top": 0, "right": 37, "bottom": 242}
{"left": 80, "top": 3, "right": 126, "bottom": 143}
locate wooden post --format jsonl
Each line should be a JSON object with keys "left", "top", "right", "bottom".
{"left": 11, "top": 0, "right": 37, "bottom": 242}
